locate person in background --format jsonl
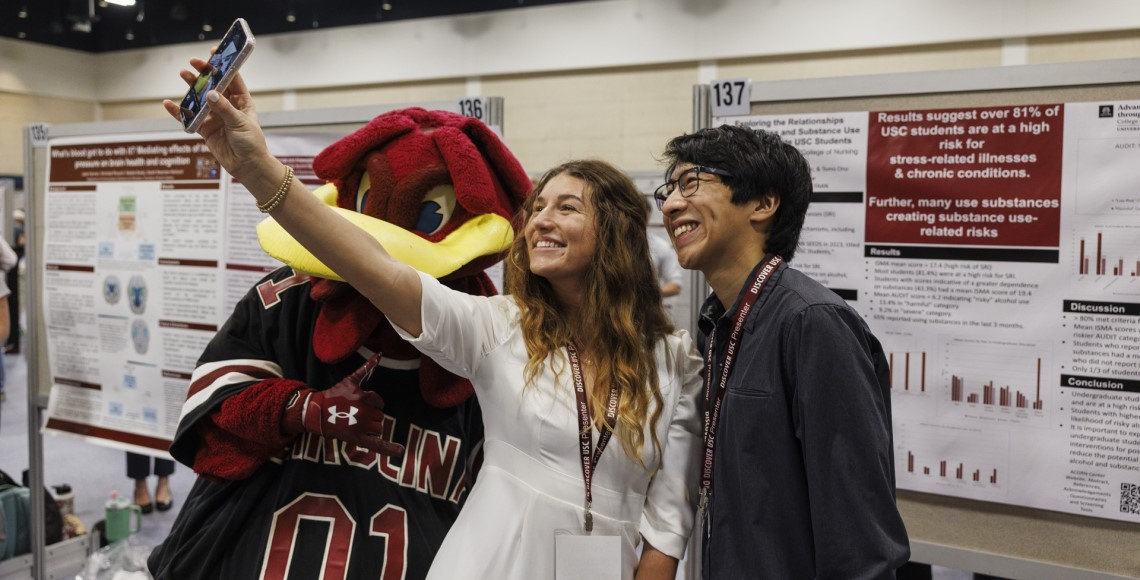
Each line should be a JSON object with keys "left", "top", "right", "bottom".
{"left": 126, "top": 452, "right": 174, "bottom": 514}
{"left": 0, "top": 276, "right": 9, "bottom": 402}
{"left": 647, "top": 233, "right": 683, "bottom": 299}
{"left": 5, "top": 210, "right": 23, "bottom": 355}
{"left": 0, "top": 238, "right": 15, "bottom": 401}
{"left": 657, "top": 125, "right": 909, "bottom": 579}
{"left": 163, "top": 58, "right": 704, "bottom": 578}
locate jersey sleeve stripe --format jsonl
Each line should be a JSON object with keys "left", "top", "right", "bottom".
{"left": 180, "top": 360, "right": 285, "bottom": 424}
{"left": 188, "top": 359, "right": 284, "bottom": 397}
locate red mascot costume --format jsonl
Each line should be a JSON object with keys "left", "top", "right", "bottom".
{"left": 149, "top": 109, "right": 531, "bottom": 579}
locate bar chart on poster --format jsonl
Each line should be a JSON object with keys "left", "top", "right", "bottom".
{"left": 1074, "top": 224, "right": 1140, "bottom": 285}
{"left": 895, "top": 422, "right": 1010, "bottom": 503}
{"left": 888, "top": 349, "right": 929, "bottom": 394}
{"left": 941, "top": 337, "right": 1049, "bottom": 423}
{"left": 1074, "top": 133, "right": 1140, "bottom": 216}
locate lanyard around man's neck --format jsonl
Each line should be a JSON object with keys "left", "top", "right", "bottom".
{"left": 698, "top": 255, "right": 783, "bottom": 516}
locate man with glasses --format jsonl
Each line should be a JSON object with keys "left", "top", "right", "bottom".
{"left": 657, "top": 125, "right": 909, "bottom": 579}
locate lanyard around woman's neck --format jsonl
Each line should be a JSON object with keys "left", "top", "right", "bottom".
{"left": 567, "top": 343, "right": 619, "bottom": 533}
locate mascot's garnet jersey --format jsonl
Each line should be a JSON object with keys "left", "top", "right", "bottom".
{"left": 148, "top": 109, "right": 531, "bottom": 580}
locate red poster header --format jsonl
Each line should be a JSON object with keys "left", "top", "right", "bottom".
{"left": 866, "top": 104, "right": 1063, "bottom": 247}
{"left": 49, "top": 139, "right": 219, "bottom": 183}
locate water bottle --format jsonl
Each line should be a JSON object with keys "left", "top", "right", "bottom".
{"left": 52, "top": 483, "right": 74, "bottom": 516}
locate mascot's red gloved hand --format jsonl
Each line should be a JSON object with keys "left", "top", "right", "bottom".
{"left": 282, "top": 353, "right": 405, "bottom": 456}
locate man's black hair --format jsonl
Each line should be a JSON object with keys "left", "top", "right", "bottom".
{"left": 662, "top": 125, "right": 812, "bottom": 262}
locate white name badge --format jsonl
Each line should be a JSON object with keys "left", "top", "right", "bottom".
{"left": 554, "top": 533, "right": 621, "bottom": 580}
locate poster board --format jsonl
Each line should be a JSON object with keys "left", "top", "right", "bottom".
{"left": 697, "top": 59, "right": 1140, "bottom": 578}
{"left": 20, "top": 99, "right": 505, "bottom": 577}
{"left": 28, "top": 100, "right": 506, "bottom": 451}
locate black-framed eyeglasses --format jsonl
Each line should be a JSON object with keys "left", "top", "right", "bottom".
{"left": 653, "top": 165, "right": 733, "bottom": 210}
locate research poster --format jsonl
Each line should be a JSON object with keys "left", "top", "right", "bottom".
{"left": 42, "top": 132, "right": 339, "bottom": 456}
{"left": 718, "top": 99, "right": 1140, "bottom": 523}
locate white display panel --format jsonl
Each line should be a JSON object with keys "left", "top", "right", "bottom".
{"left": 41, "top": 132, "right": 340, "bottom": 456}
{"left": 714, "top": 99, "right": 1140, "bottom": 524}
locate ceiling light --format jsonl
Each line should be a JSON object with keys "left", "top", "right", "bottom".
{"left": 17, "top": 5, "right": 27, "bottom": 19}
{"left": 169, "top": 2, "right": 188, "bottom": 21}
{"left": 286, "top": 10, "right": 296, "bottom": 23}
{"left": 17, "top": 31, "right": 26, "bottom": 38}
{"left": 125, "top": 29, "right": 134, "bottom": 40}
{"left": 105, "top": 0, "right": 136, "bottom": 6}
{"left": 382, "top": 2, "right": 392, "bottom": 10}
{"left": 202, "top": 21, "right": 213, "bottom": 32}
{"left": 311, "top": 18, "right": 319, "bottom": 28}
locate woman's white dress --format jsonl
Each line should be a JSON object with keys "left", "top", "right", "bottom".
{"left": 392, "top": 272, "right": 703, "bottom": 579}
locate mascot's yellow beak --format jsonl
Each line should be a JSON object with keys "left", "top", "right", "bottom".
{"left": 257, "top": 183, "right": 514, "bottom": 281}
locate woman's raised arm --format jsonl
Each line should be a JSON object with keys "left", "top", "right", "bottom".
{"left": 162, "top": 61, "right": 424, "bottom": 336}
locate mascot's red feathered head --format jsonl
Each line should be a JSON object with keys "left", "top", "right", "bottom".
{"left": 258, "top": 108, "right": 531, "bottom": 407}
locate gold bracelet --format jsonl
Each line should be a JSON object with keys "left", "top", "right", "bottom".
{"left": 257, "top": 165, "right": 295, "bottom": 213}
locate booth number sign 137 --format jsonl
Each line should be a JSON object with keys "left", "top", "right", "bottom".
{"left": 711, "top": 79, "right": 751, "bottom": 117}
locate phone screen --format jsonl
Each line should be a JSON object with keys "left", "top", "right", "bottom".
{"left": 179, "top": 19, "right": 253, "bottom": 131}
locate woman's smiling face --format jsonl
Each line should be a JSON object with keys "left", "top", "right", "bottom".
{"left": 524, "top": 173, "right": 598, "bottom": 289}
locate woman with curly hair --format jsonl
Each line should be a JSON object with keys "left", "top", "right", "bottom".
{"left": 166, "top": 65, "right": 702, "bottom": 579}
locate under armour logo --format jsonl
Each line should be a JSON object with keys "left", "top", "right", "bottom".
{"left": 327, "top": 405, "right": 359, "bottom": 426}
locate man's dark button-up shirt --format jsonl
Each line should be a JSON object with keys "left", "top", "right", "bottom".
{"left": 698, "top": 258, "right": 909, "bottom": 579}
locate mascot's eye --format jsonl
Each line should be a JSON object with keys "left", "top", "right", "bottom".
{"left": 415, "top": 185, "right": 457, "bottom": 235}
{"left": 355, "top": 173, "right": 371, "bottom": 213}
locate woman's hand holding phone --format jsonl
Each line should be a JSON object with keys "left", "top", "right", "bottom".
{"left": 175, "top": 18, "right": 255, "bottom": 132}
{"left": 162, "top": 55, "right": 282, "bottom": 202}
{"left": 162, "top": 17, "right": 285, "bottom": 199}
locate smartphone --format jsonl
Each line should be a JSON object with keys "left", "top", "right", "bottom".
{"left": 178, "top": 18, "right": 255, "bottom": 132}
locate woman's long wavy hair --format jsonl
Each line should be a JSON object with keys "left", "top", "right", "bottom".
{"left": 505, "top": 160, "right": 674, "bottom": 469}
